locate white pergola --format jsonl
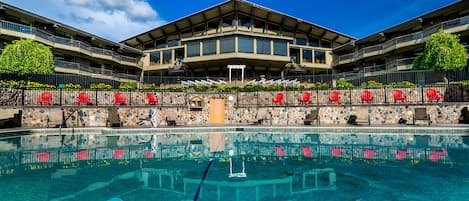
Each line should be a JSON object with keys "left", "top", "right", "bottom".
{"left": 227, "top": 64, "right": 246, "bottom": 84}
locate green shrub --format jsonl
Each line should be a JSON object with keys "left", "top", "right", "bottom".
{"left": 336, "top": 79, "right": 354, "bottom": 89}
{"left": 119, "top": 82, "right": 138, "bottom": 90}
{"left": 310, "top": 82, "right": 329, "bottom": 90}
{"left": 0, "top": 80, "right": 24, "bottom": 88}
{"left": 65, "top": 83, "right": 81, "bottom": 90}
{"left": 24, "top": 81, "right": 56, "bottom": 89}
{"left": 388, "top": 81, "right": 415, "bottom": 88}
{"left": 360, "top": 80, "right": 384, "bottom": 88}
{"left": 90, "top": 83, "right": 113, "bottom": 90}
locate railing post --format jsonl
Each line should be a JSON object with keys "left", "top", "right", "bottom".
{"left": 59, "top": 88, "right": 62, "bottom": 106}
{"left": 316, "top": 88, "right": 319, "bottom": 106}
{"left": 129, "top": 89, "right": 132, "bottom": 106}
{"left": 349, "top": 88, "right": 352, "bottom": 105}
{"left": 21, "top": 88, "right": 25, "bottom": 107}
{"left": 421, "top": 86, "right": 424, "bottom": 104}
{"left": 95, "top": 88, "right": 98, "bottom": 106}
{"left": 384, "top": 87, "right": 387, "bottom": 104}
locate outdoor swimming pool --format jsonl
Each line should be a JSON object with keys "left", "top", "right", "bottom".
{"left": 0, "top": 127, "right": 468, "bottom": 201}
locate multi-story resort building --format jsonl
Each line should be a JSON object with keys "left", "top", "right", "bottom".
{"left": 0, "top": 0, "right": 468, "bottom": 81}
{"left": 0, "top": 2, "right": 143, "bottom": 82}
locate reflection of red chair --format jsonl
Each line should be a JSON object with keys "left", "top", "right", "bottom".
{"left": 426, "top": 88, "right": 443, "bottom": 103}
{"left": 393, "top": 89, "right": 406, "bottom": 103}
{"left": 328, "top": 91, "right": 340, "bottom": 104}
{"left": 429, "top": 150, "right": 447, "bottom": 163}
{"left": 395, "top": 149, "right": 409, "bottom": 160}
{"left": 331, "top": 147, "right": 342, "bottom": 157}
{"left": 145, "top": 151, "right": 154, "bottom": 158}
{"left": 35, "top": 152, "right": 50, "bottom": 162}
{"left": 77, "top": 92, "right": 91, "bottom": 105}
{"left": 114, "top": 92, "right": 127, "bottom": 105}
{"left": 361, "top": 90, "right": 373, "bottom": 103}
{"left": 299, "top": 92, "right": 311, "bottom": 105}
{"left": 301, "top": 146, "right": 312, "bottom": 158}
{"left": 273, "top": 146, "right": 285, "bottom": 157}
{"left": 76, "top": 150, "right": 89, "bottom": 160}
{"left": 272, "top": 92, "right": 284, "bottom": 105}
{"left": 113, "top": 149, "right": 125, "bottom": 159}
{"left": 37, "top": 91, "right": 52, "bottom": 105}
{"left": 146, "top": 93, "right": 159, "bottom": 105}
{"left": 363, "top": 149, "right": 375, "bottom": 159}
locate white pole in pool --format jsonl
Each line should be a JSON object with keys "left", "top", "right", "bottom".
{"left": 229, "top": 150, "right": 234, "bottom": 175}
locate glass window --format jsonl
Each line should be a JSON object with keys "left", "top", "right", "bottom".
{"left": 238, "top": 36, "right": 253, "bottom": 53}
{"left": 203, "top": 39, "right": 216, "bottom": 55}
{"left": 167, "top": 40, "right": 179, "bottom": 47}
{"left": 187, "top": 41, "right": 200, "bottom": 57}
{"left": 296, "top": 38, "right": 307, "bottom": 46}
{"left": 314, "top": 50, "right": 326, "bottom": 64}
{"left": 149, "top": 51, "right": 160, "bottom": 65}
{"left": 239, "top": 16, "right": 251, "bottom": 28}
{"left": 303, "top": 49, "right": 312, "bottom": 63}
{"left": 223, "top": 15, "right": 235, "bottom": 27}
{"left": 144, "top": 43, "right": 154, "bottom": 50}
{"left": 207, "top": 21, "right": 218, "bottom": 31}
{"left": 273, "top": 40, "right": 287, "bottom": 56}
{"left": 156, "top": 39, "right": 166, "bottom": 49}
{"left": 194, "top": 24, "right": 205, "bottom": 33}
{"left": 309, "top": 38, "right": 319, "bottom": 47}
{"left": 256, "top": 38, "right": 270, "bottom": 55}
{"left": 162, "top": 50, "right": 171, "bottom": 64}
{"left": 220, "top": 37, "right": 235, "bottom": 54}
{"left": 321, "top": 40, "right": 331, "bottom": 48}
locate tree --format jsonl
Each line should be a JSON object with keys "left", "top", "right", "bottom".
{"left": 0, "top": 39, "right": 54, "bottom": 74}
{"left": 413, "top": 29, "right": 467, "bottom": 71}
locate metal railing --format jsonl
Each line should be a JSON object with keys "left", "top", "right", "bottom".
{"left": 0, "top": 20, "right": 140, "bottom": 64}
{"left": 335, "top": 15, "right": 469, "bottom": 65}
{"left": 54, "top": 60, "right": 138, "bottom": 81}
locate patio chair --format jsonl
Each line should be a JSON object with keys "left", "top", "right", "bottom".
{"left": 393, "top": 89, "right": 406, "bottom": 103}
{"left": 426, "top": 88, "right": 444, "bottom": 103}
{"left": 146, "top": 93, "right": 159, "bottom": 105}
{"left": 48, "top": 108, "right": 63, "bottom": 128}
{"left": 413, "top": 107, "right": 431, "bottom": 125}
{"left": 37, "top": 91, "right": 52, "bottom": 105}
{"left": 107, "top": 107, "right": 122, "bottom": 127}
{"left": 248, "top": 108, "right": 269, "bottom": 125}
{"left": 331, "top": 147, "right": 342, "bottom": 157}
{"left": 301, "top": 146, "right": 313, "bottom": 158}
{"left": 166, "top": 112, "right": 185, "bottom": 126}
{"left": 299, "top": 91, "right": 311, "bottom": 105}
{"left": 304, "top": 109, "right": 319, "bottom": 125}
{"left": 349, "top": 107, "right": 370, "bottom": 125}
{"left": 363, "top": 149, "right": 375, "bottom": 159}
{"left": 114, "top": 92, "right": 127, "bottom": 105}
{"left": 328, "top": 91, "right": 340, "bottom": 104}
{"left": 272, "top": 92, "right": 284, "bottom": 105}
{"left": 77, "top": 92, "right": 91, "bottom": 106}
{"left": 361, "top": 90, "right": 373, "bottom": 103}
{"left": 273, "top": 146, "right": 285, "bottom": 157}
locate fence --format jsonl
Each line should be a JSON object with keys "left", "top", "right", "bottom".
{"left": 2, "top": 84, "right": 469, "bottom": 108}
{"left": 0, "top": 73, "right": 121, "bottom": 88}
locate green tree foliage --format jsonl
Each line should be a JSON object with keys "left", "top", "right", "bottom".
{"left": 0, "top": 39, "right": 54, "bottom": 74}
{"left": 413, "top": 30, "right": 467, "bottom": 71}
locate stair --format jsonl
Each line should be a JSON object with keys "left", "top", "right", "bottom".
{"left": 0, "top": 109, "right": 22, "bottom": 128}
{"left": 0, "top": 140, "right": 17, "bottom": 151}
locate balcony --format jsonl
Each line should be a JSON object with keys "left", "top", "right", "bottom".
{"left": 54, "top": 60, "right": 139, "bottom": 81}
{"left": 335, "top": 15, "right": 469, "bottom": 66}
{"left": 0, "top": 20, "right": 141, "bottom": 68}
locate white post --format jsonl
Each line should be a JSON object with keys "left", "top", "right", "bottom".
{"left": 241, "top": 68, "right": 244, "bottom": 84}
{"left": 229, "top": 68, "right": 232, "bottom": 84}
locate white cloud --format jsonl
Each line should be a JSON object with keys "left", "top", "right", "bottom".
{"left": 3, "top": 0, "right": 165, "bottom": 42}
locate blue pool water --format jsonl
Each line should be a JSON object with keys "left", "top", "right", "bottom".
{"left": 0, "top": 128, "right": 468, "bottom": 201}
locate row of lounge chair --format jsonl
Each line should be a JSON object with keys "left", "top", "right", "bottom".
{"left": 37, "top": 92, "right": 159, "bottom": 106}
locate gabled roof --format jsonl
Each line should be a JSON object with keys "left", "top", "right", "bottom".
{"left": 121, "top": 0, "right": 356, "bottom": 47}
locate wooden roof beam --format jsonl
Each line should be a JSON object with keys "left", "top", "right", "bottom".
{"left": 332, "top": 35, "right": 340, "bottom": 43}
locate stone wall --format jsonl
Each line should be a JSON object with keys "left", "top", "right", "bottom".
{"left": 20, "top": 91, "right": 468, "bottom": 128}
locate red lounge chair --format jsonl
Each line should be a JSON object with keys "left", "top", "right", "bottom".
{"left": 37, "top": 91, "right": 52, "bottom": 105}
{"left": 114, "top": 92, "right": 127, "bottom": 105}
{"left": 429, "top": 150, "right": 447, "bottom": 163}
{"left": 145, "top": 151, "right": 154, "bottom": 158}
{"left": 361, "top": 90, "right": 373, "bottom": 103}
{"left": 299, "top": 92, "right": 311, "bottom": 105}
{"left": 272, "top": 92, "right": 284, "bottom": 105}
{"left": 395, "top": 149, "right": 409, "bottom": 160}
{"left": 146, "top": 93, "right": 159, "bottom": 105}
{"left": 331, "top": 147, "right": 342, "bottom": 157}
{"left": 76, "top": 150, "right": 89, "bottom": 160}
{"left": 393, "top": 89, "right": 406, "bottom": 103}
{"left": 113, "top": 149, "right": 125, "bottom": 159}
{"left": 77, "top": 92, "right": 91, "bottom": 105}
{"left": 363, "top": 149, "right": 375, "bottom": 159}
{"left": 426, "top": 88, "right": 443, "bottom": 103}
{"left": 301, "top": 146, "right": 312, "bottom": 158}
{"left": 328, "top": 91, "right": 340, "bottom": 104}
{"left": 273, "top": 146, "right": 285, "bottom": 157}
{"left": 35, "top": 152, "right": 50, "bottom": 162}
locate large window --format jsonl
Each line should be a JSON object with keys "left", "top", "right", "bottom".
{"left": 167, "top": 40, "right": 179, "bottom": 47}
{"left": 296, "top": 38, "right": 307, "bottom": 46}
{"left": 156, "top": 39, "right": 167, "bottom": 49}
{"left": 162, "top": 50, "right": 172, "bottom": 64}
{"left": 203, "top": 39, "right": 216, "bottom": 55}
{"left": 149, "top": 51, "right": 160, "bottom": 65}
{"left": 314, "top": 50, "right": 326, "bottom": 64}
{"left": 238, "top": 36, "right": 253, "bottom": 53}
{"left": 256, "top": 38, "right": 271, "bottom": 55}
{"left": 187, "top": 41, "right": 200, "bottom": 57}
{"left": 321, "top": 40, "right": 331, "bottom": 48}
{"left": 273, "top": 40, "right": 288, "bottom": 56}
{"left": 220, "top": 37, "right": 235, "bottom": 54}
{"left": 309, "top": 38, "right": 319, "bottom": 47}
{"left": 303, "top": 49, "right": 312, "bottom": 63}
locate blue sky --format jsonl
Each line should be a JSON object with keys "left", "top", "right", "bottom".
{"left": 2, "top": 0, "right": 459, "bottom": 42}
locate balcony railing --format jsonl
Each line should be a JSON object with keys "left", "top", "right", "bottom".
{"left": 335, "top": 15, "right": 469, "bottom": 65}
{"left": 54, "top": 60, "right": 138, "bottom": 81}
{"left": 0, "top": 20, "right": 140, "bottom": 65}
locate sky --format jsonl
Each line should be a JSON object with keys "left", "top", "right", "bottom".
{"left": 1, "top": 0, "right": 460, "bottom": 42}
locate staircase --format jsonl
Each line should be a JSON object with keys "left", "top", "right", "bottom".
{"left": 0, "top": 109, "right": 22, "bottom": 128}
